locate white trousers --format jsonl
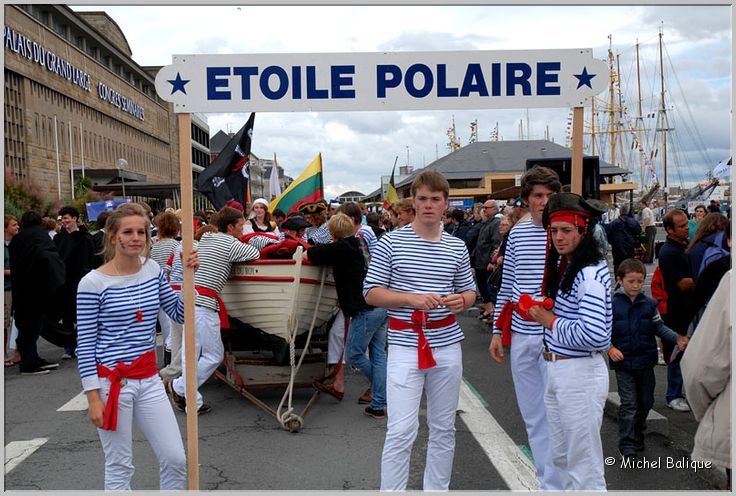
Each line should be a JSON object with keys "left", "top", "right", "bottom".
{"left": 544, "top": 353, "right": 609, "bottom": 491}
{"left": 97, "top": 374, "right": 186, "bottom": 490}
{"left": 328, "top": 309, "right": 346, "bottom": 364}
{"left": 381, "top": 343, "right": 462, "bottom": 492}
{"left": 159, "top": 320, "right": 183, "bottom": 380}
{"left": 172, "top": 306, "right": 223, "bottom": 409}
{"left": 509, "top": 333, "right": 561, "bottom": 490}
{"left": 158, "top": 308, "right": 172, "bottom": 350}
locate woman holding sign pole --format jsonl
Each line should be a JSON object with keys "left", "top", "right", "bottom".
{"left": 76, "top": 203, "right": 200, "bottom": 490}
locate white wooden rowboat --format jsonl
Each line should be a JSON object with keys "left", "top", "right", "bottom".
{"left": 220, "top": 253, "right": 338, "bottom": 345}
{"left": 214, "top": 246, "right": 338, "bottom": 432}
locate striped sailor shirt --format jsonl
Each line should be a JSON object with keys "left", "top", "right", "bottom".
{"left": 305, "top": 223, "right": 332, "bottom": 245}
{"left": 545, "top": 260, "right": 612, "bottom": 357}
{"left": 492, "top": 218, "right": 548, "bottom": 336}
{"left": 194, "top": 231, "right": 259, "bottom": 311}
{"left": 76, "top": 258, "right": 184, "bottom": 392}
{"left": 363, "top": 224, "right": 476, "bottom": 349}
{"left": 245, "top": 233, "right": 280, "bottom": 251}
{"left": 150, "top": 238, "right": 180, "bottom": 277}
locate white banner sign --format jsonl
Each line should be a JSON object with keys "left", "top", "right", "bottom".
{"left": 155, "top": 49, "right": 608, "bottom": 113}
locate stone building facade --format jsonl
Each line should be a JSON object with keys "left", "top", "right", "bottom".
{"left": 4, "top": 5, "right": 181, "bottom": 205}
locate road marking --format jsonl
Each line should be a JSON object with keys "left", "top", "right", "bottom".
{"left": 57, "top": 391, "right": 88, "bottom": 411}
{"left": 5, "top": 438, "right": 48, "bottom": 474}
{"left": 458, "top": 379, "right": 538, "bottom": 491}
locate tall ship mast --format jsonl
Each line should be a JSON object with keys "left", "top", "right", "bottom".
{"left": 580, "top": 28, "right": 715, "bottom": 205}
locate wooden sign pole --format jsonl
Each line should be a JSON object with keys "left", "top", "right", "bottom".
{"left": 571, "top": 106, "right": 584, "bottom": 195}
{"left": 177, "top": 113, "right": 199, "bottom": 489}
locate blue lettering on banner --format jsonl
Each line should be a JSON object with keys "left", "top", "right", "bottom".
{"left": 233, "top": 66, "right": 257, "bottom": 99}
{"left": 262, "top": 65, "right": 289, "bottom": 100}
{"left": 207, "top": 66, "right": 231, "bottom": 100}
{"left": 460, "top": 64, "right": 488, "bottom": 97}
{"left": 206, "top": 64, "right": 357, "bottom": 101}
{"left": 291, "top": 66, "right": 302, "bottom": 99}
{"left": 331, "top": 65, "right": 355, "bottom": 99}
{"left": 437, "top": 64, "right": 459, "bottom": 97}
{"left": 306, "top": 66, "right": 328, "bottom": 99}
{"left": 184, "top": 58, "right": 574, "bottom": 106}
{"left": 537, "top": 62, "right": 561, "bottom": 96}
{"left": 491, "top": 63, "right": 501, "bottom": 96}
{"left": 373, "top": 62, "right": 561, "bottom": 100}
{"left": 376, "top": 65, "right": 402, "bottom": 98}
{"left": 405, "top": 64, "right": 433, "bottom": 98}
{"left": 506, "top": 63, "right": 532, "bottom": 96}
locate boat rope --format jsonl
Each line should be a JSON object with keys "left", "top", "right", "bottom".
{"left": 276, "top": 248, "right": 327, "bottom": 432}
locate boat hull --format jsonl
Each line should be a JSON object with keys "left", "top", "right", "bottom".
{"left": 221, "top": 258, "right": 338, "bottom": 346}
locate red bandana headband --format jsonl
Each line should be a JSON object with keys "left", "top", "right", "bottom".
{"left": 549, "top": 209, "right": 591, "bottom": 229}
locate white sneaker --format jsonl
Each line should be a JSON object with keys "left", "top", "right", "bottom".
{"left": 667, "top": 398, "right": 691, "bottom": 412}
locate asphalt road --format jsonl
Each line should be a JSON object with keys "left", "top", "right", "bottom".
{"left": 4, "top": 227, "right": 725, "bottom": 491}
{"left": 4, "top": 306, "right": 724, "bottom": 491}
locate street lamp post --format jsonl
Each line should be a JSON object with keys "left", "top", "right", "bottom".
{"left": 116, "top": 158, "right": 128, "bottom": 198}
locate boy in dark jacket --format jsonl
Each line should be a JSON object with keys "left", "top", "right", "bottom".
{"left": 608, "top": 259, "right": 688, "bottom": 459}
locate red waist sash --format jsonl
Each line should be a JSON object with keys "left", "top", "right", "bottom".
{"left": 96, "top": 350, "right": 158, "bottom": 431}
{"left": 169, "top": 284, "right": 229, "bottom": 327}
{"left": 388, "top": 310, "right": 457, "bottom": 369}
{"left": 195, "top": 285, "right": 230, "bottom": 329}
{"left": 495, "top": 295, "right": 555, "bottom": 346}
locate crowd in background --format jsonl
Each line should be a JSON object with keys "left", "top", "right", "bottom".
{"left": 3, "top": 179, "right": 731, "bottom": 490}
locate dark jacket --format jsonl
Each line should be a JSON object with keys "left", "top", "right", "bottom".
{"left": 91, "top": 229, "right": 106, "bottom": 268}
{"left": 465, "top": 220, "right": 483, "bottom": 255}
{"left": 610, "top": 289, "right": 679, "bottom": 370}
{"left": 472, "top": 216, "right": 502, "bottom": 270}
{"left": 453, "top": 219, "right": 472, "bottom": 245}
{"left": 54, "top": 229, "right": 96, "bottom": 287}
{"left": 605, "top": 214, "right": 641, "bottom": 261}
{"left": 9, "top": 225, "right": 66, "bottom": 316}
{"left": 658, "top": 237, "right": 692, "bottom": 334}
{"left": 306, "top": 236, "right": 371, "bottom": 317}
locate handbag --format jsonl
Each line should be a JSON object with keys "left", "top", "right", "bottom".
{"left": 487, "top": 265, "right": 503, "bottom": 291}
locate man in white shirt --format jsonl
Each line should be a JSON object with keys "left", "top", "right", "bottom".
{"left": 639, "top": 200, "right": 656, "bottom": 263}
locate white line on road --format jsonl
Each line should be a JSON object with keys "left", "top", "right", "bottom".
{"left": 57, "top": 391, "right": 88, "bottom": 411}
{"left": 5, "top": 438, "right": 48, "bottom": 474}
{"left": 458, "top": 379, "right": 538, "bottom": 491}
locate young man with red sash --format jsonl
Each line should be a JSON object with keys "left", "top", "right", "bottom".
{"left": 167, "top": 206, "right": 259, "bottom": 414}
{"left": 364, "top": 170, "right": 476, "bottom": 491}
{"left": 488, "top": 166, "right": 563, "bottom": 490}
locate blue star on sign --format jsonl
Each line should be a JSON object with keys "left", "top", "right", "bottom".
{"left": 168, "top": 72, "right": 190, "bottom": 95}
{"left": 573, "top": 67, "right": 595, "bottom": 89}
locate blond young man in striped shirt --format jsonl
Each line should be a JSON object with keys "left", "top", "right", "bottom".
{"left": 364, "top": 170, "right": 476, "bottom": 491}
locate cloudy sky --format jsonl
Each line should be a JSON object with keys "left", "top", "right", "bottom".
{"left": 72, "top": 4, "right": 731, "bottom": 199}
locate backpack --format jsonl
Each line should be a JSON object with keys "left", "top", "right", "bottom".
{"left": 697, "top": 231, "right": 729, "bottom": 278}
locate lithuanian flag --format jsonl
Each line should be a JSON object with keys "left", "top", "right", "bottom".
{"left": 269, "top": 153, "right": 324, "bottom": 214}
